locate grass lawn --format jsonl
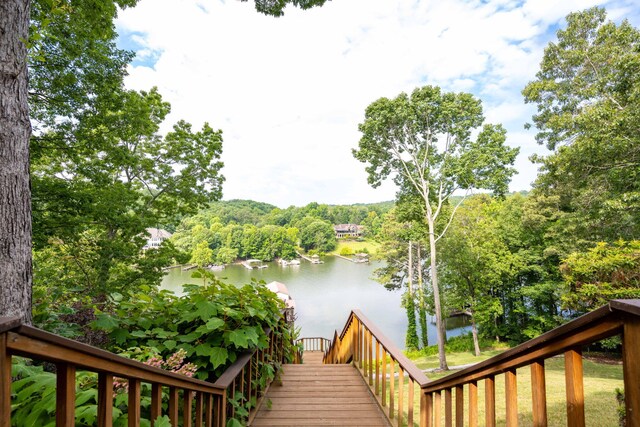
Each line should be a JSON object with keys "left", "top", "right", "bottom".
{"left": 331, "top": 239, "right": 381, "bottom": 256}
{"left": 367, "top": 348, "right": 624, "bottom": 426}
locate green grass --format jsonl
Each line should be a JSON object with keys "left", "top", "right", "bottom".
{"left": 390, "top": 348, "right": 624, "bottom": 426}
{"left": 331, "top": 239, "right": 380, "bottom": 256}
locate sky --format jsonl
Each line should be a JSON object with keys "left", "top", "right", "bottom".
{"left": 115, "top": 0, "right": 640, "bottom": 208}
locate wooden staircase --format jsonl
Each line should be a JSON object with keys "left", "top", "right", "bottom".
{"left": 252, "top": 351, "right": 390, "bottom": 426}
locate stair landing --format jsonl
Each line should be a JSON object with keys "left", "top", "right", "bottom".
{"left": 252, "top": 351, "right": 390, "bottom": 426}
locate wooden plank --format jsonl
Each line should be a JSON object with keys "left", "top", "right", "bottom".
{"left": 531, "top": 360, "right": 547, "bottom": 427}
{"left": 565, "top": 348, "right": 585, "bottom": 427}
{"left": 169, "top": 386, "right": 179, "bottom": 426}
{"left": 97, "top": 373, "right": 113, "bottom": 427}
{"left": 505, "top": 369, "right": 518, "bottom": 427}
{"left": 184, "top": 390, "right": 194, "bottom": 427}
{"left": 398, "top": 367, "right": 404, "bottom": 427}
{"left": 434, "top": 390, "right": 441, "bottom": 427}
{"left": 423, "top": 316, "right": 621, "bottom": 393}
{"left": 469, "top": 381, "right": 477, "bottom": 427}
{"left": 195, "top": 392, "right": 203, "bottom": 427}
{"left": 623, "top": 316, "right": 640, "bottom": 427}
{"left": 484, "top": 376, "right": 495, "bottom": 427}
{"left": 382, "top": 351, "right": 387, "bottom": 407}
{"left": 389, "top": 358, "right": 395, "bottom": 419}
{"left": 422, "top": 392, "right": 431, "bottom": 427}
{"left": 254, "top": 409, "right": 387, "bottom": 418}
{"left": 368, "top": 331, "right": 373, "bottom": 385}
{"left": 455, "top": 385, "right": 463, "bottom": 427}
{"left": 56, "top": 362, "right": 75, "bottom": 427}
{"left": 444, "top": 388, "right": 452, "bottom": 427}
{"left": 128, "top": 378, "right": 141, "bottom": 427}
{"left": 375, "top": 340, "right": 380, "bottom": 395}
{"left": 204, "top": 393, "right": 213, "bottom": 427}
{"left": 0, "top": 334, "right": 12, "bottom": 427}
{"left": 408, "top": 379, "right": 414, "bottom": 426}
{"left": 151, "top": 383, "right": 162, "bottom": 424}
{"left": 7, "top": 332, "right": 223, "bottom": 395}
{"left": 252, "top": 418, "right": 389, "bottom": 426}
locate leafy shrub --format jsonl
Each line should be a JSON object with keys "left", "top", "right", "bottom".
{"left": 92, "top": 272, "right": 293, "bottom": 381}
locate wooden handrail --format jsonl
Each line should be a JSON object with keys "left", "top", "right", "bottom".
{"left": 420, "top": 299, "right": 640, "bottom": 427}
{"left": 324, "top": 309, "right": 429, "bottom": 427}
{"left": 295, "top": 337, "right": 331, "bottom": 352}
{"left": 1, "top": 314, "right": 289, "bottom": 427}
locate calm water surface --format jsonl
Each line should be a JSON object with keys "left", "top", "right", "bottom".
{"left": 161, "top": 257, "right": 467, "bottom": 349}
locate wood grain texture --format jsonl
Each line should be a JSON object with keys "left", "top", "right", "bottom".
{"left": 469, "top": 381, "right": 477, "bottom": 427}
{"left": 252, "top": 362, "right": 389, "bottom": 426}
{"left": 505, "top": 369, "right": 518, "bottom": 427}
{"left": 484, "top": 377, "right": 495, "bottom": 427}
{"left": 564, "top": 349, "right": 585, "bottom": 427}
{"left": 455, "top": 385, "right": 463, "bottom": 427}
{"left": 531, "top": 360, "right": 547, "bottom": 427}
{"left": 56, "top": 363, "right": 75, "bottom": 427}
{"left": 128, "top": 379, "right": 141, "bottom": 427}
{"left": 444, "top": 388, "right": 452, "bottom": 427}
{"left": 623, "top": 316, "right": 640, "bottom": 427}
{"left": 97, "top": 373, "right": 113, "bottom": 427}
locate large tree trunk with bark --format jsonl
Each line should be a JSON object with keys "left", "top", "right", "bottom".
{"left": 427, "top": 213, "right": 448, "bottom": 370}
{"left": 0, "top": 0, "right": 32, "bottom": 324}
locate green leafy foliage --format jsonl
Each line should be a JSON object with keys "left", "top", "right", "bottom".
{"left": 93, "top": 274, "right": 293, "bottom": 380}
{"left": 561, "top": 240, "right": 640, "bottom": 313}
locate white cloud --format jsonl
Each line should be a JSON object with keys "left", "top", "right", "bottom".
{"left": 116, "top": 0, "right": 636, "bottom": 207}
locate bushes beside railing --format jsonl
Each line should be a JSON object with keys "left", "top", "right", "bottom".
{"left": 2, "top": 278, "right": 296, "bottom": 426}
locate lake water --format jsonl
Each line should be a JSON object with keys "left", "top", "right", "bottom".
{"left": 161, "top": 256, "right": 468, "bottom": 349}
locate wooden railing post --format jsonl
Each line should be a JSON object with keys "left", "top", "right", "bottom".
{"left": 455, "top": 385, "right": 463, "bottom": 427}
{"left": 56, "top": 362, "right": 76, "bottom": 427}
{"left": 168, "top": 386, "right": 179, "bottom": 425}
{"left": 505, "top": 369, "right": 518, "bottom": 427}
{"left": 150, "top": 383, "right": 162, "bottom": 424}
{"left": 484, "top": 377, "right": 495, "bottom": 427}
{"left": 422, "top": 392, "right": 431, "bottom": 427}
{"left": 97, "top": 373, "right": 114, "bottom": 427}
{"left": 128, "top": 378, "right": 141, "bottom": 427}
{"left": 444, "top": 388, "right": 452, "bottom": 427}
{"left": 398, "top": 367, "right": 404, "bottom": 427}
{"left": 434, "top": 390, "right": 441, "bottom": 427}
{"left": 469, "top": 381, "right": 478, "bottom": 427}
{"left": 531, "top": 360, "right": 548, "bottom": 427}
{"left": 1, "top": 334, "right": 11, "bottom": 427}
{"left": 623, "top": 316, "right": 640, "bottom": 427}
{"left": 184, "top": 390, "right": 194, "bottom": 427}
{"left": 565, "top": 348, "right": 585, "bottom": 427}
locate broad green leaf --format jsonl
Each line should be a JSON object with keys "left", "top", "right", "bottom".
{"left": 164, "top": 339, "right": 177, "bottom": 350}
{"left": 205, "top": 317, "right": 225, "bottom": 331}
{"left": 209, "top": 347, "right": 228, "bottom": 369}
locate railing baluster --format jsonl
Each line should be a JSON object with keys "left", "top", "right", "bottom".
{"left": 505, "top": 369, "right": 518, "bottom": 426}
{"left": 128, "top": 378, "right": 141, "bottom": 427}
{"left": 375, "top": 340, "right": 380, "bottom": 395}
{"left": 484, "top": 377, "right": 495, "bottom": 427}
{"left": 390, "top": 358, "right": 395, "bottom": 419}
{"left": 195, "top": 392, "right": 203, "bottom": 427}
{"left": 368, "top": 330, "right": 373, "bottom": 385}
{"left": 205, "top": 393, "right": 213, "bottom": 427}
{"left": 169, "top": 386, "right": 179, "bottom": 425}
{"left": 423, "top": 392, "right": 432, "bottom": 427}
{"left": 455, "top": 385, "right": 463, "bottom": 427}
{"left": 398, "top": 367, "right": 404, "bottom": 427}
{"left": 565, "top": 348, "right": 585, "bottom": 427}
{"left": 184, "top": 390, "right": 194, "bottom": 427}
{"left": 623, "top": 316, "right": 640, "bottom": 427}
{"left": 0, "top": 334, "right": 10, "bottom": 427}
{"left": 531, "top": 360, "right": 547, "bottom": 426}
{"left": 382, "top": 350, "right": 387, "bottom": 407}
{"left": 434, "top": 390, "right": 441, "bottom": 427}
{"left": 408, "top": 379, "right": 414, "bottom": 426}
{"left": 98, "top": 373, "right": 113, "bottom": 427}
{"left": 444, "top": 388, "right": 452, "bottom": 427}
{"left": 469, "top": 381, "right": 478, "bottom": 427}
{"left": 151, "top": 383, "right": 162, "bottom": 424}
{"left": 56, "top": 362, "right": 75, "bottom": 427}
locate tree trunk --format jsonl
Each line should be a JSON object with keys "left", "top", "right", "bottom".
{"left": 470, "top": 312, "right": 481, "bottom": 357}
{"left": 417, "top": 243, "right": 428, "bottom": 348}
{"left": 427, "top": 215, "right": 448, "bottom": 370}
{"left": 0, "top": 0, "right": 32, "bottom": 324}
{"left": 405, "top": 241, "right": 419, "bottom": 351}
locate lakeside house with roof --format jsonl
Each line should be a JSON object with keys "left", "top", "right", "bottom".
{"left": 142, "top": 228, "right": 172, "bottom": 250}
{"left": 333, "top": 223, "right": 364, "bottom": 238}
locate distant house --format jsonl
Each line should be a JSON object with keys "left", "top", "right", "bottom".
{"left": 333, "top": 224, "right": 364, "bottom": 239}
{"left": 143, "top": 228, "right": 172, "bottom": 250}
